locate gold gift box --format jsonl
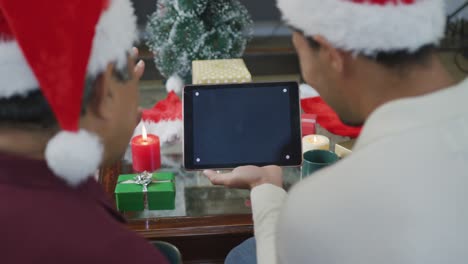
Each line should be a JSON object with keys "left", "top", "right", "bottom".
{"left": 192, "top": 59, "right": 252, "bottom": 85}
{"left": 335, "top": 139, "right": 356, "bottom": 158}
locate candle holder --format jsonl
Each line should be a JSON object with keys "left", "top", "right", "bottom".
{"left": 302, "top": 134, "right": 330, "bottom": 153}
{"left": 301, "top": 150, "right": 339, "bottom": 178}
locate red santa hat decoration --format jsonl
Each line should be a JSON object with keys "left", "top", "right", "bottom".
{"left": 277, "top": 0, "right": 446, "bottom": 55}
{"left": 132, "top": 91, "right": 183, "bottom": 149}
{"left": 0, "top": 0, "right": 137, "bottom": 186}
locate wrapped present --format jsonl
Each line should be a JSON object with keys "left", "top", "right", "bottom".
{"left": 192, "top": 59, "right": 252, "bottom": 84}
{"left": 114, "top": 172, "right": 175, "bottom": 211}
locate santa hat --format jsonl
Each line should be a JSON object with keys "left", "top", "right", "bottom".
{"left": 0, "top": 0, "right": 137, "bottom": 186}
{"left": 277, "top": 0, "right": 446, "bottom": 55}
{"left": 132, "top": 91, "right": 183, "bottom": 146}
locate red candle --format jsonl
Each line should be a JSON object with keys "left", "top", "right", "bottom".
{"left": 131, "top": 124, "right": 161, "bottom": 172}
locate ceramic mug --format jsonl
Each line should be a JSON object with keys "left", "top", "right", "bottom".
{"left": 302, "top": 149, "right": 339, "bottom": 178}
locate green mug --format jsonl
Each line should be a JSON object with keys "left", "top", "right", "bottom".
{"left": 302, "top": 150, "right": 339, "bottom": 178}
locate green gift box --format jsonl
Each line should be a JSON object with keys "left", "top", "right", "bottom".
{"left": 114, "top": 172, "right": 175, "bottom": 211}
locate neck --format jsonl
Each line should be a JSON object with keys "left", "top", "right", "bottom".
{"left": 0, "top": 127, "right": 55, "bottom": 159}
{"left": 357, "top": 55, "right": 456, "bottom": 120}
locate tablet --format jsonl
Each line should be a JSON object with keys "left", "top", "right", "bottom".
{"left": 183, "top": 82, "right": 302, "bottom": 170}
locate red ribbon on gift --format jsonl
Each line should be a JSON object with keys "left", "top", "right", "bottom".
{"left": 142, "top": 91, "right": 182, "bottom": 122}
{"left": 301, "top": 97, "right": 362, "bottom": 138}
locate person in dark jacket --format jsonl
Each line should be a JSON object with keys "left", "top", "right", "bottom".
{"left": 0, "top": 0, "right": 168, "bottom": 263}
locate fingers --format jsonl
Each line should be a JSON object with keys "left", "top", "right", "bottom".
{"left": 134, "top": 60, "right": 145, "bottom": 79}
{"left": 292, "top": 32, "right": 307, "bottom": 51}
{"left": 132, "top": 47, "right": 139, "bottom": 58}
{"left": 263, "top": 165, "right": 282, "bottom": 175}
{"left": 261, "top": 165, "right": 283, "bottom": 188}
{"left": 203, "top": 170, "right": 233, "bottom": 186}
{"left": 132, "top": 46, "right": 144, "bottom": 79}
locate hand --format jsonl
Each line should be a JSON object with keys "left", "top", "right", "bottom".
{"left": 132, "top": 47, "right": 145, "bottom": 80}
{"left": 204, "top": 165, "right": 283, "bottom": 190}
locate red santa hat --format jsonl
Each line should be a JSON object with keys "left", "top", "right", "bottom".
{"left": 277, "top": 0, "right": 446, "bottom": 55}
{"left": 132, "top": 91, "right": 183, "bottom": 147}
{"left": 0, "top": 0, "right": 137, "bottom": 186}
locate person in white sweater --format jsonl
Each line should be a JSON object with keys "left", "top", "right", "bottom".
{"left": 204, "top": 0, "right": 468, "bottom": 263}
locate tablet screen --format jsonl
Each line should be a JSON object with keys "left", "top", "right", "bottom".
{"left": 184, "top": 82, "right": 302, "bottom": 169}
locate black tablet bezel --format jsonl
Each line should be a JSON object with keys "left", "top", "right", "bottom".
{"left": 183, "top": 81, "right": 302, "bottom": 170}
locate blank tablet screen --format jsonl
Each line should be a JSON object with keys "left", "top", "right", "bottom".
{"left": 184, "top": 82, "right": 302, "bottom": 170}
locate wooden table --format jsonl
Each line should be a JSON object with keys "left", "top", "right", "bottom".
{"left": 100, "top": 153, "right": 301, "bottom": 263}
{"left": 100, "top": 165, "right": 249, "bottom": 263}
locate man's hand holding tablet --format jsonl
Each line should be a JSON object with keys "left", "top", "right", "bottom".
{"left": 203, "top": 165, "right": 283, "bottom": 189}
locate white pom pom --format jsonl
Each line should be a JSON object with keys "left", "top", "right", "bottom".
{"left": 299, "top": 83, "right": 320, "bottom": 99}
{"left": 166, "top": 75, "right": 184, "bottom": 94}
{"left": 45, "top": 130, "right": 104, "bottom": 187}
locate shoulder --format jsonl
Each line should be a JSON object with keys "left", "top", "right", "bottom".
{"left": 36, "top": 208, "right": 167, "bottom": 263}
{"left": 0, "top": 185, "right": 167, "bottom": 263}
{"left": 275, "top": 150, "right": 403, "bottom": 263}
{"left": 279, "top": 146, "right": 402, "bottom": 225}
{"left": 70, "top": 231, "right": 168, "bottom": 264}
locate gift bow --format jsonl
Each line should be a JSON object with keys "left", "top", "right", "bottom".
{"left": 120, "top": 171, "right": 172, "bottom": 192}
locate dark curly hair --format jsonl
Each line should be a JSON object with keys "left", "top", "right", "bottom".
{"left": 306, "top": 36, "right": 435, "bottom": 69}
{"left": 290, "top": 26, "right": 435, "bottom": 70}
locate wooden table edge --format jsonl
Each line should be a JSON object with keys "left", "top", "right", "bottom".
{"left": 126, "top": 214, "right": 254, "bottom": 239}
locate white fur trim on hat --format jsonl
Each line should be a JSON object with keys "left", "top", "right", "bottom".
{"left": 166, "top": 75, "right": 185, "bottom": 94}
{"left": 277, "top": 0, "right": 446, "bottom": 55}
{"left": 300, "top": 83, "right": 319, "bottom": 99}
{"left": 87, "top": 0, "right": 138, "bottom": 76}
{"left": 45, "top": 130, "right": 104, "bottom": 186}
{"left": 0, "top": 0, "right": 137, "bottom": 98}
{"left": 133, "top": 119, "right": 183, "bottom": 145}
{"left": 0, "top": 41, "right": 39, "bottom": 98}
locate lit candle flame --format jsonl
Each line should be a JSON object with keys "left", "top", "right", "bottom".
{"left": 313, "top": 136, "right": 318, "bottom": 143}
{"left": 142, "top": 124, "right": 148, "bottom": 141}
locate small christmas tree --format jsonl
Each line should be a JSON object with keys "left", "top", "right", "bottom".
{"left": 146, "top": 0, "right": 253, "bottom": 92}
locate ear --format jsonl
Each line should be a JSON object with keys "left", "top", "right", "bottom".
{"left": 314, "top": 35, "right": 344, "bottom": 73}
{"left": 86, "top": 63, "right": 116, "bottom": 120}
